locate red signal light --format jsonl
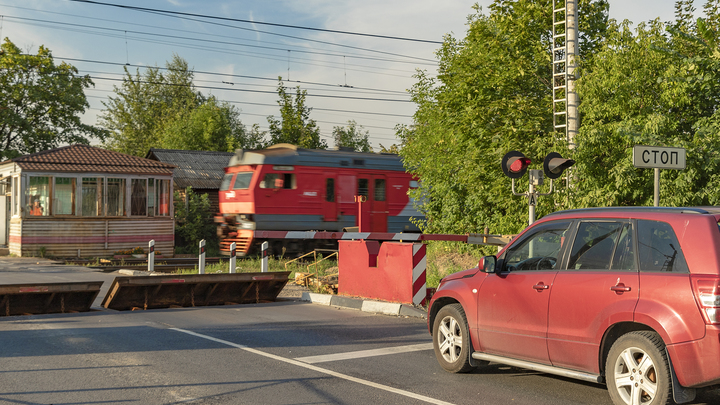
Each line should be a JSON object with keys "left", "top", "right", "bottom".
{"left": 502, "top": 151, "right": 531, "bottom": 179}
{"left": 510, "top": 157, "right": 531, "bottom": 173}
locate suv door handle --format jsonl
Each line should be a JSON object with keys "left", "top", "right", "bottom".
{"left": 610, "top": 285, "right": 631, "bottom": 292}
{"left": 533, "top": 283, "right": 550, "bottom": 291}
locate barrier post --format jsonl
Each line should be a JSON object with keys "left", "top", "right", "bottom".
{"left": 199, "top": 239, "right": 206, "bottom": 274}
{"left": 412, "top": 243, "right": 428, "bottom": 306}
{"left": 148, "top": 240, "right": 155, "bottom": 273}
{"left": 261, "top": 241, "right": 269, "bottom": 272}
{"left": 229, "top": 242, "right": 237, "bottom": 273}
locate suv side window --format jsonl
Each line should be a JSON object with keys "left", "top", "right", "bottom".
{"left": 611, "top": 223, "right": 637, "bottom": 271}
{"left": 503, "top": 221, "right": 571, "bottom": 271}
{"left": 568, "top": 221, "right": 625, "bottom": 270}
{"left": 637, "top": 220, "right": 689, "bottom": 273}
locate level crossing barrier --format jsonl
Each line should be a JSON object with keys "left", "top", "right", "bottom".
{"left": 252, "top": 230, "right": 513, "bottom": 307}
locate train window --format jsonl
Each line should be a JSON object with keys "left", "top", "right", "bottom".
{"left": 374, "top": 179, "right": 386, "bottom": 201}
{"left": 260, "top": 173, "right": 295, "bottom": 189}
{"left": 358, "top": 178, "right": 369, "bottom": 197}
{"left": 233, "top": 172, "right": 253, "bottom": 190}
{"left": 326, "top": 179, "right": 335, "bottom": 202}
{"left": 220, "top": 174, "right": 233, "bottom": 191}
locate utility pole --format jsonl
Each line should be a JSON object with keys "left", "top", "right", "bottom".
{"left": 566, "top": 0, "right": 578, "bottom": 149}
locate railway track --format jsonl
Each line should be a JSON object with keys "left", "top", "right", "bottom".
{"left": 63, "top": 257, "right": 228, "bottom": 273}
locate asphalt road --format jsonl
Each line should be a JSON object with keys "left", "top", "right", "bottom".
{"left": 1, "top": 257, "right": 720, "bottom": 405}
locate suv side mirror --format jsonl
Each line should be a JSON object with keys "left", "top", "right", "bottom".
{"left": 480, "top": 256, "right": 497, "bottom": 273}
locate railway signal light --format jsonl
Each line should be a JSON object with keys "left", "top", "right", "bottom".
{"left": 543, "top": 152, "right": 575, "bottom": 179}
{"left": 502, "top": 151, "right": 531, "bottom": 179}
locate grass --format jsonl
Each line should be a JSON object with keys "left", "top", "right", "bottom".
{"left": 425, "top": 241, "right": 486, "bottom": 288}
{"left": 174, "top": 254, "right": 338, "bottom": 282}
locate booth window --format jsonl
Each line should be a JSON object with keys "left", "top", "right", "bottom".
{"left": 53, "top": 177, "right": 76, "bottom": 215}
{"left": 12, "top": 176, "right": 19, "bottom": 216}
{"left": 155, "top": 179, "right": 171, "bottom": 216}
{"left": 27, "top": 176, "right": 50, "bottom": 216}
{"left": 147, "top": 178, "right": 156, "bottom": 216}
{"left": 107, "top": 178, "right": 126, "bottom": 216}
{"left": 131, "top": 179, "right": 147, "bottom": 216}
{"left": 82, "top": 177, "right": 103, "bottom": 216}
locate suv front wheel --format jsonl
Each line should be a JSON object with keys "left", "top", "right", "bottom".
{"left": 606, "top": 331, "right": 672, "bottom": 405}
{"left": 432, "top": 303, "right": 475, "bottom": 373}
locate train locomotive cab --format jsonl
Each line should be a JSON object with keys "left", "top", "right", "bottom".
{"left": 216, "top": 144, "right": 422, "bottom": 256}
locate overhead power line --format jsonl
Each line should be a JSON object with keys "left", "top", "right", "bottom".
{"left": 3, "top": 15, "right": 437, "bottom": 67}
{"left": 88, "top": 75, "right": 412, "bottom": 103}
{"left": 68, "top": 0, "right": 443, "bottom": 45}
{"left": 83, "top": 88, "right": 414, "bottom": 119}
{"left": 53, "top": 56, "right": 411, "bottom": 95}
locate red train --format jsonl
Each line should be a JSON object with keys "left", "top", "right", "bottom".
{"left": 215, "top": 144, "right": 422, "bottom": 256}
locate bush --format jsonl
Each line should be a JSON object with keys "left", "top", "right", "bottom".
{"left": 174, "top": 187, "right": 218, "bottom": 255}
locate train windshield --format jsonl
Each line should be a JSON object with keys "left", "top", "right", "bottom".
{"left": 220, "top": 174, "right": 233, "bottom": 191}
{"left": 233, "top": 172, "right": 254, "bottom": 190}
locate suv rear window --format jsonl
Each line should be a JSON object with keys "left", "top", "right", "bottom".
{"left": 637, "top": 220, "right": 689, "bottom": 273}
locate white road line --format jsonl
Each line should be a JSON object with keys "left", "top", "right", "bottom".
{"left": 170, "top": 328, "right": 454, "bottom": 405}
{"left": 294, "top": 343, "right": 433, "bottom": 364}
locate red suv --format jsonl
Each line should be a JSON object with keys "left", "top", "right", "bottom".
{"left": 428, "top": 207, "right": 720, "bottom": 405}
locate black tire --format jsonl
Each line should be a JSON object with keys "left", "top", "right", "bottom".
{"left": 605, "top": 331, "right": 673, "bottom": 405}
{"left": 432, "top": 303, "right": 475, "bottom": 373}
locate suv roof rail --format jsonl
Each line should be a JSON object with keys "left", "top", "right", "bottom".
{"left": 544, "top": 206, "right": 720, "bottom": 217}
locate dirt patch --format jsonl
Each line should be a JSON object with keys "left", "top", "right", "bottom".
{"left": 278, "top": 283, "right": 310, "bottom": 298}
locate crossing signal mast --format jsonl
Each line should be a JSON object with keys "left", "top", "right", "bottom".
{"left": 502, "top": 151, "right": 575, "bottom": 225}
{"left": 552, "top": 0, "right": 578, "bottom": 149}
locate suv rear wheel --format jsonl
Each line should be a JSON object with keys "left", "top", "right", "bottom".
{"left": 432, "top": 303, "right": 475, "bottom": 373}
{"left": 606, "top": 331, "right": 672, "bottom": 405}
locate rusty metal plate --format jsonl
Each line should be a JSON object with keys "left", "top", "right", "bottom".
{"left": 101, "top": 272, "right": 290, "bottom": 311}
{"left": 0, "top": 281, "right": 104, "bottom": 316}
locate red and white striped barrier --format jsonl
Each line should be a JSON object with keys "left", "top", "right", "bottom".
{"left": 412, "top": 243, "right": 427, "bottom": 306}
{"left": 253, "top": 230, "right": 469, "bottom": 243}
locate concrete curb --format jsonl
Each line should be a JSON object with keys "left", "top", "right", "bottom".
{"left": 301, "top": 292, "right": 427, "bottom": 319}
{"left": 118, "top": 269, "right": 161, "bottom": 276}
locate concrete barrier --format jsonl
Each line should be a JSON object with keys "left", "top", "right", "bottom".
{"left": 338, "top": 240, "right": 427, "bottom": 306}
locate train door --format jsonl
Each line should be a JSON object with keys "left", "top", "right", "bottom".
{"left": 323, "top": 173, "right": 337, "bottom": 222}
{"left": 371, "top": 176, "right": 387, "bottom": 232}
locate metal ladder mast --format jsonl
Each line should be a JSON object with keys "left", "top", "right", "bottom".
{"left": 552, "top": 0, "right": 578, "bottom": 149}
{"left": 552, "top": 0, "right": 568, "bottom": 139}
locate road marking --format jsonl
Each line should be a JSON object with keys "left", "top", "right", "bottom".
{"left": 170, "top": 328, "right": 454, "bottom": 405}
{"left": 294, "top": 342, "right": 433, "bottom": 364}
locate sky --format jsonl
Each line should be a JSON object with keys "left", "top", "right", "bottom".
{"left": 0, "top": 0, "right": 700, "bottom": 151}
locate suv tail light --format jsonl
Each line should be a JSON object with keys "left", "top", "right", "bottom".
{"left": 691, "top": 275, "right": 720, "bottom": 324}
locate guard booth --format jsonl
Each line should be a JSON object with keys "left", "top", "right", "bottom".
{"left": 0, "top": 145, "right": 176, "bottom": 257}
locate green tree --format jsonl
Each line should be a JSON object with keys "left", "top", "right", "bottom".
{"left": 0, "top": 38, "right": 106, "bottom": 160}
{"left": 101, "top": 54, "right": 203, "bottom": 156}
{"left": 401, "top": 1, "right": 609, "bottom": 235}
{"left": 574, "top": 1, "right": 720, "bottom": 208}
{"left": 267, "top": 79, "right": 327, "bottom": 149}
{"left": 332, "top": 120, "right": 372, "bottom": 152}
{"left": 173, "top": 187, "right": 217, "bottom": 254}
{"left": 160, "top": 96, "right": 265, "bottom": 152}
